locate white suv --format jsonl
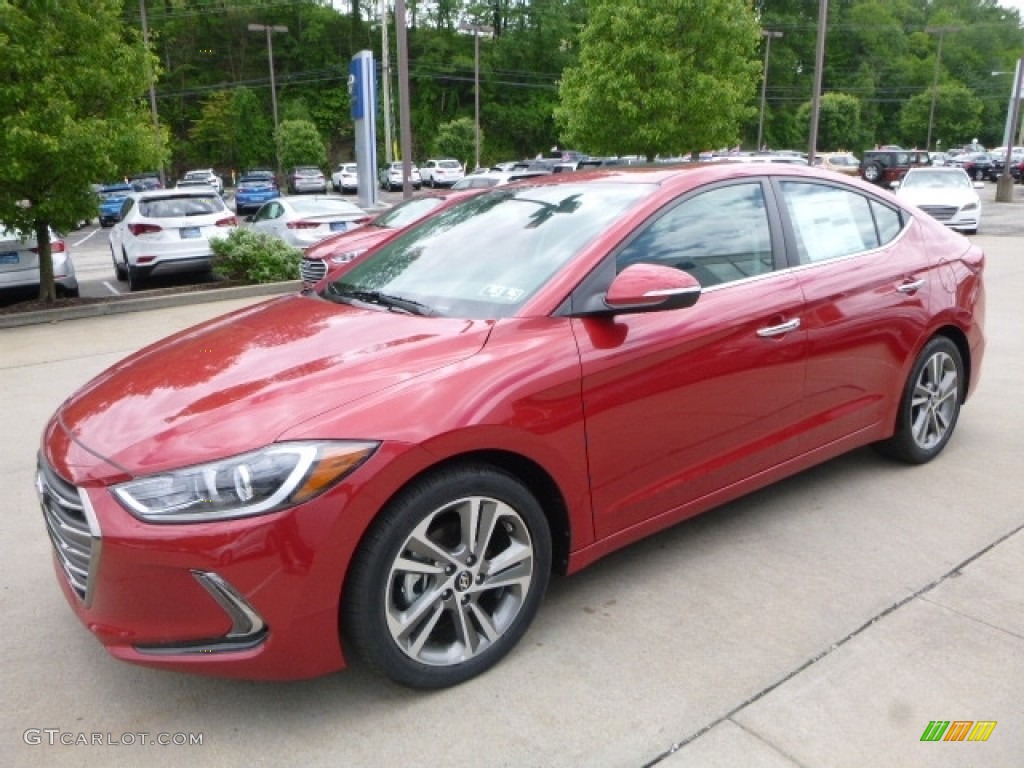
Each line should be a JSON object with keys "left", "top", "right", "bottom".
{"left": 421, "top": 158, "right": 465, "bottom": 188}
{"left": 178, "top": 169, "right": 224, "bottom": 195}
{"left": 108, "top": 188, "right": 237, "bottom": 291}
{"left": 331, "top": 163, "right": 358, "bottom": 193}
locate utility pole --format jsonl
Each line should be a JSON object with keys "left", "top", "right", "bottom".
{"left": 757, "top": 30, "right": 783, "bottom": 151}
{"left": 925, "top": 26, "right": 961, "bottom": 151}
{"left": 380, "top": 0, "right": 393, "bottom": 164}
{"left": 807, "top": 0, "right": 828, "bottom": 165}
{"left": 139, "top": 0, "right": 164, "bottom": 187}
{"left": 395, "top": 0, "right": 413, "bottom": 199}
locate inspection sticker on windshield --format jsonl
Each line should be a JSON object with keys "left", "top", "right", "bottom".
{"left": 479, "top": 284, "right": 525, "bottom": 302}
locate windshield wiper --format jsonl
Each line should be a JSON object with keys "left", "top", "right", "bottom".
{"left": 325, "top": 284, "right": 433, "bottom": 316}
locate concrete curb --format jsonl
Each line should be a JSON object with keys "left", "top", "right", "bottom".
{"left": 0, "top": 280, "right": 301, "bottom": 330}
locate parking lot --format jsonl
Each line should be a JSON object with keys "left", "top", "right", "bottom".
{"left": 0, "top": 193, "right": 1022, "bottom": 767}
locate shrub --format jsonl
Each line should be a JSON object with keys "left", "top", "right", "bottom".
{"left": 211, "top": 228, "right": 302, "bottom": 283}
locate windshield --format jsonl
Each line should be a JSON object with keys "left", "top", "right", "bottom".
{"left": 902, "top": 170, "right": 970, "bottom": 189}
{"left": 321, "top": 182, "right": 653, "bottom": 319}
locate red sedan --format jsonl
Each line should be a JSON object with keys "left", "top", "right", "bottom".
{"left": 38, "top": 164, "right": 985, "bottom": 689}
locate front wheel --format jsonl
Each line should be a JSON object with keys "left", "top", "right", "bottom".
{"left": 875, "top": 337, "right": 963, "bottom": 464}
{"left": 343, "top": 464, "right": 551, "bottom": 689}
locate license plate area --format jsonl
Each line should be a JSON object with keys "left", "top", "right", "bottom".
{"left": 180, "top": 227, "right": 201, "bottom": 239}
{"left": 330, "top": 222, "right": 349, "bottom": 232}
{"left": 0, "top": 252, "right": 19, "bottom": 264}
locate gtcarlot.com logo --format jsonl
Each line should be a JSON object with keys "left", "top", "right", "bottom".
{"left": 23, "top": 729, "right": 203, "bottom": 746}
{"left": 920, "top": 720, "right": 997, "bottom": 742}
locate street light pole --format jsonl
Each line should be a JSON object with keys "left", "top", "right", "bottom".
{"left": 139, "top": 0, "right": 165, "bottom": 187}
{"left": 757, "top": 30, "right": 783, "bottom": 152}
{"left": 248, "top": 23, "right": 289, "bottom": 174}
{"left": 925, "top": 26, "right": 960, "bottom": 151}
{"left": 459, "top": 22, "right": 494, "bottom": 171}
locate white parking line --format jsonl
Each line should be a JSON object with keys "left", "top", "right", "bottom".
{"left": 102, "top": 281, "right": 121, "bottom": 296}
{"left": 71, "top": 228, "right": 102, "bottom": 247}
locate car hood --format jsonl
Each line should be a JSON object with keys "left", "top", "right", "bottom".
{"left": 55, "top": 294, "right": 492, "bottom": 477}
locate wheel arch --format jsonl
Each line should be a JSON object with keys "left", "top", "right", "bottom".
{"left": 932, "top": 324, "right": 972, "bottom": 404}
{"left": 343, "top": 449, "right": 572, "bottom": 588}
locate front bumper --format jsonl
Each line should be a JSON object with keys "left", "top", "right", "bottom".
{"left": 34, "top": 441, "right": 380, "bottom": 680}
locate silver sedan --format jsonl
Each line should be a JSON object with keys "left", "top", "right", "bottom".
{"left": 246, "top": 196, "right": 371, "bottom": 250}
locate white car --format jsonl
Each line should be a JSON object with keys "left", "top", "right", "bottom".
{"left": 108, "top": 188, "right": 237, "bottom": 291}
{"left": 247, "top": 196, "right": 370, "bottom": 250}
{"left": 450, "top": 169, "right": 552, "bottom": 190}
{"left": 894, "top": 167, "right": 982, "bottom": 235}
{"left": 0, "top": 225, "right": 78, "bottom": 297}
{"left": 421, "top": 158, "right": 465, "bottom": 187}
{"left": 177, "top": 169, "right": 224, "bottom": 195}
{"left": 331, "top": 163, "right": 358, "bottom": 193}
{"left": 379, "top": 162, "right": 422, "bottom": 191}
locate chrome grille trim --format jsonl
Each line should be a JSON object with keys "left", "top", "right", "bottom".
{"left": 36, "top": 456, "right": 101, "bottom": 607}
{"left": 300, "top": 258, "right": 327, "bottom": 283}
{"left": 918, "top": 205, "right": 957, "bottom": 221}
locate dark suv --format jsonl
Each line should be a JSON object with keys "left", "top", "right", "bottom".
{"left": 859, "top": 149, "right": 931, "bottom": 186}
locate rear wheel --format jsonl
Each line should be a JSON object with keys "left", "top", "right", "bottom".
{"left": 875, "top": 337, "right": 963, "bottom": 464}
{"left": 863, "top": 162, "right": 883, "bottom": 183}
{"left": 112, "top": 247, "right": 127, "bottom": 281}
{"left": 126, "top": 265, "right": 144, "bottom": 292}
{"left": 343, "top": 464, "right": 551, "bottom": 689}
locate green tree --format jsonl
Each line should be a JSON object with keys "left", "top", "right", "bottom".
{"left": 277, "top": 119, "right": 328, "bottom": 171}
{"left": 898, "top": 82, "right": 983, "bottom": 149}
{"left": 555, "top": 0, "right": 761, "bottom": 157}
{"left": 431, "top": 117, "right": 478, "bottom": 167}
{"left": 0, "top": 0, "right": 166, "bottom": 301}
{"left": 796, "top": 93, "right": 868, "bottom": 152}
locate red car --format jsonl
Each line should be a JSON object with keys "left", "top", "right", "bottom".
{"left": 300, "top": 189, "right": 480, "bottom": 285}
{"left": 38, "top": 164, "right": 985, "bottom": 689}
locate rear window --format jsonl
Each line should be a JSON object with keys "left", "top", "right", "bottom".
{"left": 439, "top": 160, "right": 461, "bottom": 169}
{"left": 139, "top": 195, "right": 226, "bottom": 218}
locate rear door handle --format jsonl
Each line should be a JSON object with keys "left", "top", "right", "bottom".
{"left": 897, "top": 278, "right": 926, "bottom": 294}
{"left": 757, "top": 318, "right": 801, "bottom": 338}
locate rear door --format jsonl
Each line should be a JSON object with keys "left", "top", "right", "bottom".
{"left": 773, "top": 178, "right": 933, "bottom": 450}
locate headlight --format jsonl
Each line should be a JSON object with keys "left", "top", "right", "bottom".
{"left": 112, "top": 441, "right": 378, "bottom": 523}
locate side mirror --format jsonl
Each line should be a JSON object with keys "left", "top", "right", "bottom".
{"left": 244, "top": 214, "right": 255, "bottom": 223}
{"left": 602, "top": 263, "right": 701, "bottom": 314}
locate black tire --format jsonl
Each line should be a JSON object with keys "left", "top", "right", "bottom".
{"left": 343, "top": 464, "right": 551, "bottom": 690}
{"left": 126, "top": 265, "right": 143, "bottom": 292}
{"left": 112, "top": 248, "right": 127, "bottom": 281}
{"left": 874, "top": 336, "right": 963, "bottom": 464}
{"left": 863, "top": 161, "right": 883, "bottom": 183}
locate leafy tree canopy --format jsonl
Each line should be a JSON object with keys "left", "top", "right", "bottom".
{"left": 555, "top": 0, "right": 762, "bottom": 157}
{"left": 278, "top": 119, "right": 328, "bottom": 170}
{"left": 0, "top": 0, "right": 167, "bottom": 300}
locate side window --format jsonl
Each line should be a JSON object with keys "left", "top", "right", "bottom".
{"left": 615, "top": 182, "right": 773, "bottom": 288}
{"left": 870, "top": 199, "right": 904, "bottom": 245}
{"left": 780, "top": 182, "right": 881, "bottom": 264}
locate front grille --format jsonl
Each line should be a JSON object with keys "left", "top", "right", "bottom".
{"left": 300, "top": 258, "right": 327, "bottom": 283}
{"left": 36, "top": 456, "right": 100, "bottom": 606}
{"left": 918, "top": 205, "right": 958, "bottom": 221}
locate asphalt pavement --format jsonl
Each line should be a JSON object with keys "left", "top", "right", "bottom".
{"left": 0, "top": 193, "right": 1021, "bottom": 767}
